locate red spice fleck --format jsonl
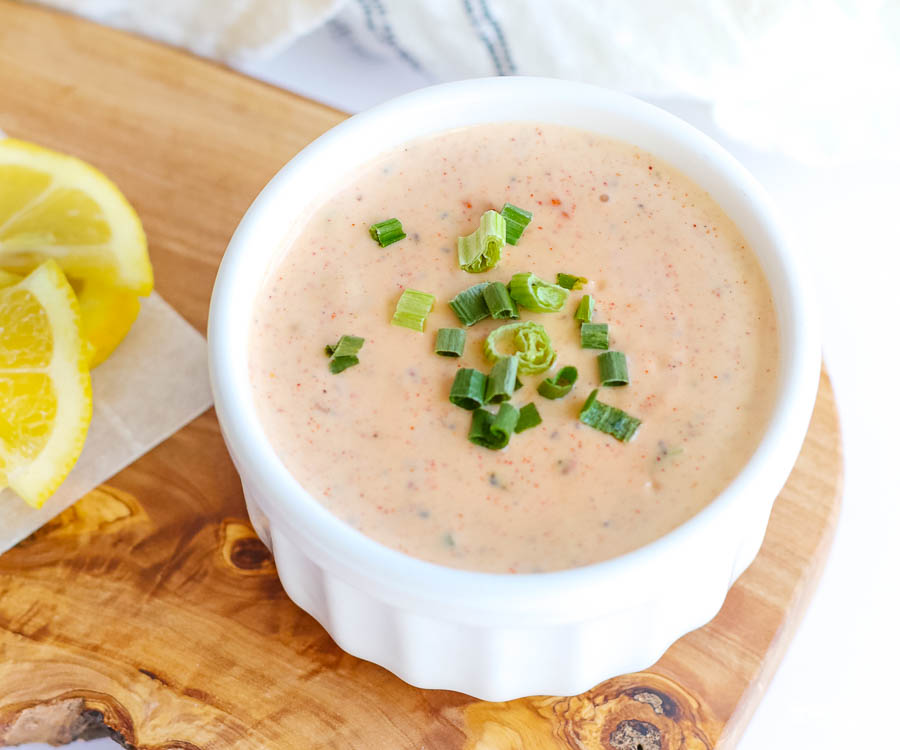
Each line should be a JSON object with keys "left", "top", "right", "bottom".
{"left": 551, "top": 198, "right": 561, "bottom": 205}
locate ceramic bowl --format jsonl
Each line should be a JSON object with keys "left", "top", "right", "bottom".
{"left": 208, "top": 77, "right": 820, "bottom": 701}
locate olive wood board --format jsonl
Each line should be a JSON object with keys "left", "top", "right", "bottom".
{"left": 0, "top": 3, "right": 843, "bottom": 748}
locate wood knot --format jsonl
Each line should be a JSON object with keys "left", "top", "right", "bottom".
{"left": 463, "top": 672, "right": 716, "bottom": 750}
{"left": 576, "top": 673, "right": 714, "bottom": 749}
{"left": 33, "top": 485, "right": 146, "bottom": 542}
{"left": 0, "top": 697, "right": 132, "bottom": 748}
{"left": 230, "top": 536, "right": 270, "bottom": 570}
{"left": 609, "top": 719, "right": 661, "bottom": 750}
{"left": 628, "top": 689, "right": 679, "bottom": 719}
{"left": 0, "top": 698, "right": 98, "bottom": 745}
{"left": 219, "top": 520, "right": 275, "bottom": 575}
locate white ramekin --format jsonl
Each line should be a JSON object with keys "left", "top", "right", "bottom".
{"left": 208, "top": 78, "right": 820, "bottom": 701}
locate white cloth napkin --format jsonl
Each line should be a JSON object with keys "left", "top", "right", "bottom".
{"left": 34, "top": 0, "right": 344, "bottom": 61}
{"left": 32, "top": 0, "right": 900, "bottom": 165}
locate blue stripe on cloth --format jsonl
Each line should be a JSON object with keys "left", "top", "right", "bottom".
{"left": 462, "top": 0, "right": 506, "bottom": 76}
{"left": 479, "top": 0, "right": 517, "bottom": 74}
{"left": 355, "top": 0, "right": 426, "bottom": 72}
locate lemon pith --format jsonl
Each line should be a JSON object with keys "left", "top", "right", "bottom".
{"left": 0, "top": 260, "right": 92, "bottom": 507}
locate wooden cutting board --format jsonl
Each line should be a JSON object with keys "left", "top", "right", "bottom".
{"left": 0, "top": 3, "right": 843, "bottom": 748}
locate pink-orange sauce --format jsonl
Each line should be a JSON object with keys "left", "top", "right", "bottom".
{"left": 249, "top": 123, "right": 778, "bottom": 573}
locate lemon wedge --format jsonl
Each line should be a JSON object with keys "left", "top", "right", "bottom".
{"left": 0, "top": 138, "right": 152, "bottom": 367}
{"left": 0, "top": 138, "right": 153, "bottom": 294}
{"left": 75, "top": 279, "right": 141, "bottom": 367}
{"left": 0, "top": 260, "right": 92, "bottom": 507}
{"left": 1, "top": 271, "right": 137, "bottom": 368}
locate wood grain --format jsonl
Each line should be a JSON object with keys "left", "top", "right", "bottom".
{"left": 0, "top": 3, "right": 843, "bottom": 748}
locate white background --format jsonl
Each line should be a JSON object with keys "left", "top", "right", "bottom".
{"left": 20, "top": 19, "right": 900, "bottom": 750}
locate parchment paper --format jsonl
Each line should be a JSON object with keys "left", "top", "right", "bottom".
{"left": 0, "top": 292, "right": 213, "bottom": 553}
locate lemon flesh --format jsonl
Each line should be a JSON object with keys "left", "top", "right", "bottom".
{"left": 0, "top": 138, "right": 153, "bottom": 294}
{"left": 0, "top": 260, "right": 92, "bottom": 507}
{"left": 1, "top": 270, "right": 138, "bottom": 368}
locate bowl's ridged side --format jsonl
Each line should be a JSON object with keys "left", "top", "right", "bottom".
{"left": 240, "top": 475, "right": 772, "bottom": 701}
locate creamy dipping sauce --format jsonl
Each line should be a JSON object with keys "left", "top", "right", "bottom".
{"left": 249, "top": 123, "right": 778, "bottom": 573}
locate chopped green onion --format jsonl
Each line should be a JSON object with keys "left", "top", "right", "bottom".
{"left": 514, "top": 403, "right": 543, "bottom": 433}
{"left": 458, "top": 210, "right": 506, "bottom": 273}
{"left": 492, "top": 403, "right": 520, "bottom": 443}
{"left": 500, "top": 203, "right": 533, "bottom": 245}
{"left": 324, "top": 334, "right": 364, "bottom": 374}
{"left": 449, "top": 282, "right": 490, "bottom": 327}
{"left": 368, "top": 218, "right": 406, "bottom": 247}
{"left": 328, "top": 358, "right": 358, "bottom": 374}
{"left": 484, "top": 321, "right": 556, "bottom": 375}
{"left": 435, "top": 328, "right": 467, "bottom": 357}
{"left": 449, "top": 369, "right": 487, "bottom": 410}
{"left": 575, "top": 294, "right": 594, "bottom": 323}
{"left": 579, "top": 389, "right": 641, "bottom": 442}
{"left": 514, "top": 376, "right": 524, "bottom": 391}
{"left": 485, "top": 355, "right": 519, "bottom": 404}
{"left": 598, "top": 351, "right": 629, "bottom": 386}
{"left": 508, "top": 272, "right": 569, "bottom": 313}
{"left": 537, "top": 365, "right": 578, "bottom": 399}
{"left": 468, "top": 409, "right": 495, "bottom": 447}
{"left": 581, "top": 322, "right": 609, "bottom": 350}
{"left": 557, "top": 273, "right": 587, "bottom": 290}
{"left": 468, "top": 403, "right": 520, "bottom": 450}
{"left": 391, "top": 289, "right": 435, "bottom": 331}
{"left": 483, "top": 281, "right": 519, "bottom": 319}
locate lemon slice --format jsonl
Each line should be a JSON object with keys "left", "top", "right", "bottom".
{"left": 1, "top": 270, "right": 138, "bottom": 368}
{"left": 0, "top": 260, "right": 92, "bottom": 507}
{"left": 0, "top": 138, "right": 153, "bottom": 294}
